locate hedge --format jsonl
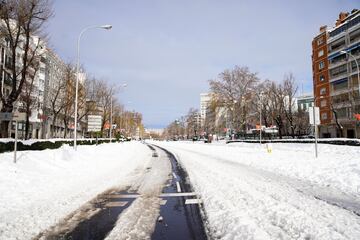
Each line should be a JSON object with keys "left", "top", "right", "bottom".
{"left": 226, "top": 139, "right": 360, "bottom": 146}
{"left": 0, "top": 138, "right": 126, "bottom": 154}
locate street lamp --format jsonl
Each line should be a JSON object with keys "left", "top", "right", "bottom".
{"left": 74, "top": 24, "right": 112, "bottom": 150}
{"left": 340, "top": 50, "right": 360, "bottom": 138}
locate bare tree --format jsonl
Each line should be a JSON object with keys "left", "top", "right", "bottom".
{"left": 0, "top": 0, "right": 52, "bottom": 137}
{"left": 283, "top": 73, "right": 298, "bottom": 138}
{"left": 185, "top": 108, "right": 200, "bottom": 138}
{"left": 256, "top": 80, "right": 273, "bottom": 128}
{"left": 269, "top": 81, "right": 286, "bottom": 139}
{"left": 209, "top": 66, "right": 258, "bottom": 133}
{"left": 61, "top": 66, "right": 76, "bottom": 138}
{"left": 294, "top": 107, "right": 310, "bottom": 136}
{"left": 19, "top": 54, "right": 40, "bottom": 139}
{"left": 48, "top": 63, "right": 70, "bottom": 138}
{"left": 329, "top": 100, "right": 344, "bottom": 138}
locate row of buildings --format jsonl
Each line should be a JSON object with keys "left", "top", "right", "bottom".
{"left": 199, "top": 9, "right": 359, "bottom": 139}
{"left": 312, "top": 9, "right": 360, "bottom": 138}
{"left": 0, "top": 32, "right": 87, "bottom": 139}
{"left": 200, "top": 92, "right": 314, "bottom": 136}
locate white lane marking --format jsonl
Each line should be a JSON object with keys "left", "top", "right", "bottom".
{"left": 108, "top": 192, "right": 197, "bottom": 198}
{"left": 176, "top": 182, "right": 181, "bottom": 192}
{"left": 185, "top": 199, "right": 203, "bottom": 205}
{"left": 108, "top": 194, "right": 139, "bottom": 198}
{"left": 160, "top": 199, "right": 167, "bottom": 205}
{"left": 172, "top": 172, "right": 177, "bottom": 179}
{"left": 105, "top": 201, "right": 128, "bottom": 207}
{"left": 160, "top": 192, "right": 197, "bottom": 197}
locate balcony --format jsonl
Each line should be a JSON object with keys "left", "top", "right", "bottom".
{"left": 329, "top": 58, "right": 347, "bottom": 69}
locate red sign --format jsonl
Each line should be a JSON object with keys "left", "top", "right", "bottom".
{"left": 355, "top": 114, "right": 360, "bottom": 121}
{"left": 104, "top": 122, "right": 110, "bottom": 130}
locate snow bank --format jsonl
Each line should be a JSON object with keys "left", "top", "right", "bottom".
{"left": 0, "top": 142, "right": 151, "bottom": 239}
{"left": 154, "top": 141, "right": 360, "bottom": 240}
{"left": 227, "top": 138, "right": 360, "bottom": 146}
{"left": 0, "top": 137, "right": 116, "bottom": 145}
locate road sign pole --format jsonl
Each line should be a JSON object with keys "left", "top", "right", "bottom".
{"left": 312, "top": 106, "right": 318, "bottom": 158}
{"left": 14, "top": 120, "right": 18, "bottom": 163}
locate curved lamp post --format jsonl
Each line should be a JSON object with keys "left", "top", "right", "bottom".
{"left": 74, "top": 25, "right": 112, "bottom": 150}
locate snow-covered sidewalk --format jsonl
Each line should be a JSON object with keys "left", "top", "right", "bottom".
{"left": 0, "top": 142, "right": 151, "bottom": 240}
{"left": 154, "top": 141, "right": 360, "bottom": 240}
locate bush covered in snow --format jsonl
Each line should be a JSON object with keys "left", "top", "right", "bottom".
{"left": 0, "top": 139, "right": 120, "bottom": 153}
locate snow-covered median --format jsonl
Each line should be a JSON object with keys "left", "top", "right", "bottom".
{"left": 154, "top": 141, "right": 360, "bottom": 240}
{"left": 0, "top": 142, "right": 151, "bottom": 240}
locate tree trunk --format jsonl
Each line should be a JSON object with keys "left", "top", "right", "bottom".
{"left": 0, "top": 102, "right": 14, "bottom": 138}
{"left": 63, "top": 118, "right": 68, "bottom": 138}
{"left": 332, "top": 108, "right": 343, "bottom": 138}
{"left": 25, "top": 105, "right": 31, "bottom": 140}
{"left": 51, "top": 115, "right": 57, "bottom": 138}
{"left": 275, "top": 117, "right": 283, "bottom": 139}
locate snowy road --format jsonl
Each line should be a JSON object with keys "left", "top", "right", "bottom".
{"left": 2, "top": 140, "right": 360, "bottom": 239}
{"left": 33, "top": 144, "right": 207, "bottom": 240}
{"left": 155, "top": 141, "right": 360, "bottom": 240}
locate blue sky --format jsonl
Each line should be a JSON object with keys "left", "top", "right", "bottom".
{"left": 47, "top": 0, "right": 359, "bottom": 128}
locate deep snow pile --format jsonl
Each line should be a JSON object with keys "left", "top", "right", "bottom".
{"left": 0, "top": 142, "right": 151, "bottom": 239}
{"left": 154, "top": 141, "right": 360, "bottom": 240}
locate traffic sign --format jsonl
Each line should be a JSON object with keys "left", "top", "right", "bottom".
{"left": 88, "top": 115, "right": 102, "bottom": 132}
{"left": 309, "top": 107, "right": 320, "bottom": 125}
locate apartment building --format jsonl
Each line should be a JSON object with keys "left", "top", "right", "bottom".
{"left": 312, "top": 9, "right": 360, "bottom": 138}
{"left": 42, "top": 48, "right": 68, "bottom": 138}
{"left": 0, "top": 34, "right": 47, "bottom": 139}
{"left": 312, "top": 25, "right": 331, "bottom": 128}
{"left": 200, "top": 93, "right": 212, "bottom": 127}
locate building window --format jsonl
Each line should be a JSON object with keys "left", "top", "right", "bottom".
{"left": 319, "top": 61, "right": 324, "bottom": 70}
{"left": 333, "top": 79, "right": 348, "bottom": 91}
{"left": 319, "top": 75, "right": 325, "bottom": 82}
{"left": 317, "top": 38, "right": 324, "bottom": 46}
{"left": 320, "top": 87, "right": 326, "bottom": 95}
{"left": 321, "top": 112, "right": 328, "bottom": 120}
{"left": 318, "top": 49, "right": 324, "bottom": 57}
{"left": 337, "top": 108, "right": 347, "bottom": 118}
{"left": 349, "top": 28, "right": 360, "bottom": 43}
{"left": 320, "top": 100, "right": 327, "bottom": 107}
{"left": 329, "top": 38, "right": 345, "bottom": 53}
{"left": 330, "top": 64, "right": 347, "bottom": 77}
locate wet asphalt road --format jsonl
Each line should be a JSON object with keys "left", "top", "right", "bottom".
{"left": 150, "top": 145, "right": 207, "bottom": 240}
{"left": 35, "top": 144, "right": 207, "bottom": 240}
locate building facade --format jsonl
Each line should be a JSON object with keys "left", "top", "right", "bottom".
{"left": 0, "top": 35, "right": 47, "bottom": 139}
{"left": 297, "top": 93, "right": 314, "bottom": 112}
{"left": 312, "top": 9, "right": 360, "bottom": 138}
{"left": 200, "top": 93, "right": 212, "bottom": 127}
